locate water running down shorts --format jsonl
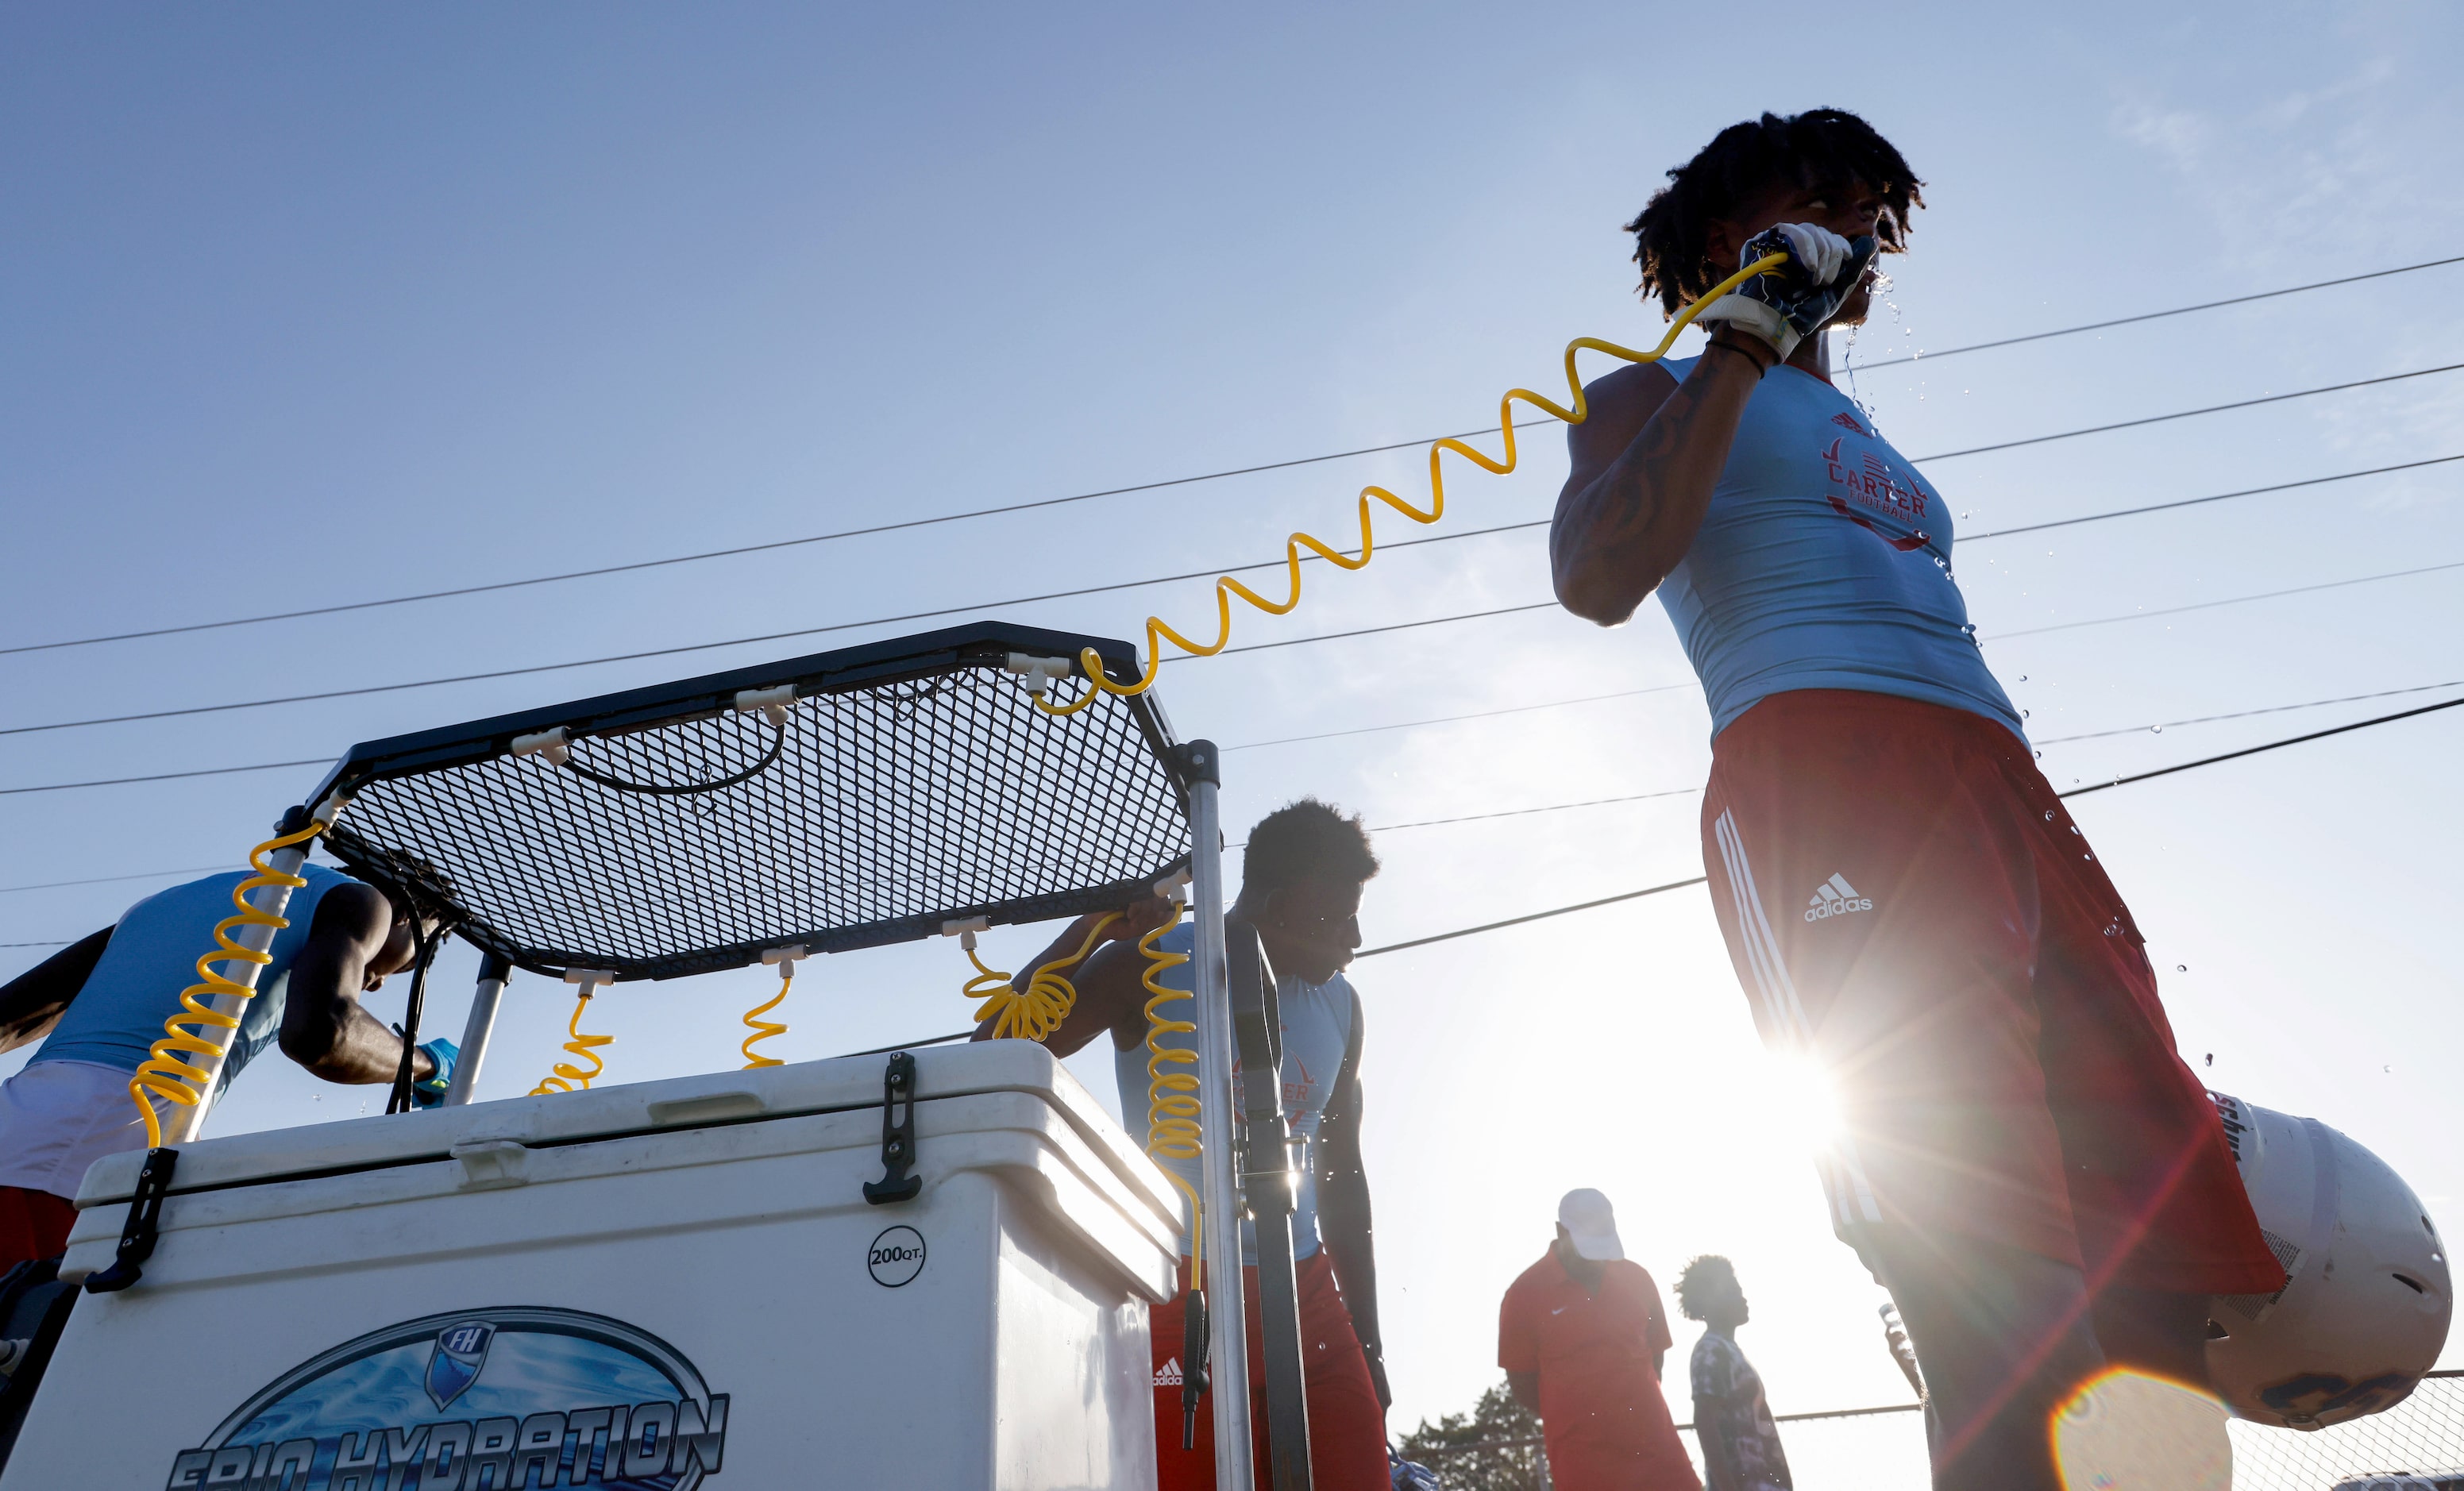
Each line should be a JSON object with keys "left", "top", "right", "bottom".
{"left": 1699, "top": 689, "right": 2287, "bottom": 1297}
{"left": 1149, "top": 1250, "right": 1390, "bottom": 1491}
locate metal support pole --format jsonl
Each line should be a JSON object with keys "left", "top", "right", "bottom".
{"left": 162, "top": 794, "right": 348, "bottom": 1146}
{"left": 1186, "top": 749, "right": 1255, "bottom": 1491}
{"left": 443, "top": 951, "right": 512, "bottom": 1107}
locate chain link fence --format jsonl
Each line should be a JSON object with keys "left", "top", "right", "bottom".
{"left": 1403, "top": 1372, "right": 2462, "bottom": 1489}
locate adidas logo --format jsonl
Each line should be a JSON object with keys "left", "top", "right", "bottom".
{"left": 1804, "top": 873, "right": 1874, "bottom": 923}
{"left": 1155, "top": 1358, "right": 1184, "bottom": 1389}
{"left": 1831, "top": 411, "right": 1869, "bottom": 436}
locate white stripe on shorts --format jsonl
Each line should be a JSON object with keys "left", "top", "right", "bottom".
{"left": 1712, "top": 808, "right": 1884, "bottom": 1228}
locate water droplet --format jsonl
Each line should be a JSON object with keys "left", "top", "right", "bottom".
{"left": 2150, "top": 724, "right": 2163, "bottom": 734}
{"left": 2069, "top": 826, "right": 2081, "bottom": 835}
{"left": 2018, "top": 675, "right": 2028, "bottom": 682}
{"left": 2177, "top": 965, "right": 2188, "bottom": 973}
{"left": 2033, "top": 749, "right": 2042, "bottom": 759}
{"left": 2083, "top": 853, "right": 2094, "bottom": 861}
{"left": 2103, "top": 924, "right": 2119, "bottom": 936}
{"left": 2020, "top": 709, "right": 2030, "bottom": 719}
{"left": 2044, "top": 811, "right": 2056, "bottom": 821}
{"left": 1961, "top": 510, "right": 1972, "bottom": 519}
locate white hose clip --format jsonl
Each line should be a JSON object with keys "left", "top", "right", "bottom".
{"left": 562, "top": 967, "right": 617, "bottom": 998}
{"left": 941, "top": 915, "right": 989, "bottom": 953}
{"left": 511, "top": 727, "right": 574, "bottom": 766}
{"left": 1003, "top": 653, "right": 1076, "bottom": 697}
{"left": 733, "top": 684, "right": 799, "bottom": 729}
{"left": 761, "top": 943, "right": 809, "bottom": 981}
{"left": 1153, "top": 869, "right": 1193, "bottom": 905}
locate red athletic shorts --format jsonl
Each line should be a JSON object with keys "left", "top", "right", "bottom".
{"left": 0, "top": 1185, "right": 75, "bottom": 1273}
{"left": 1699, "top": 689, "right": 2285, "bottom": 1296}
{"left": 1148, "top": 1250, "right": 1390, "bottom": 1491}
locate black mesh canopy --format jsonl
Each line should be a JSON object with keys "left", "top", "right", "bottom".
{"left": 308, "top": 623, "right": 1194, "bottom": 981}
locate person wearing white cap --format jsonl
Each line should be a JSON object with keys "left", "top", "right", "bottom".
{"left": 1498, "top": 1189, "right": 1699, "bottom": 1491}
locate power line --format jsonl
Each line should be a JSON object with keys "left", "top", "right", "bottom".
{"left": 1354, "top": 876, "right": 1710, "bottom": 957}
{"left": 1222, "top": 683, "right": 1695, "bottom": 753}
{"left": 1355, "top": 694, "right": 2464, "bottom": 954}
{"left": 3, "top": 541, "right": 2448, "bottom": 796}
{"left": 2057, "top": 693, "right": 2464, "bottom": 798}
{"left": 1369, "top": 787, "right": 1699, "bottom": 834}
{"left": 2033, "top": 681, "right": 2464, "bottom": 746}
{"left": 0, "top": 758, "right": 331, "bottom": 797}
{"left": 1916, "top": 362, "right": 2463, "bottom": 464}
{"left": 20, "top": 687, "right": 2458, "bottom": 959}
{"left": 24, "top": 437, "right": 2450, "bottom": 749}
{"left": 11, "top": 274, "right": 2455, "bottom": 661}
{"left": 0, "top": 865, "right": 233, "bottom": 897}
{"left": 1985, "top": 558, "right": 2464, "bottom": 642}
{"left": 1845, "top": 253, "right": 2464, "bottom": 371}
{"left": 0, "top": 423, "right": 1521, "bottom": 660}
{"left": 1964, "top": 453, "right": 2464, "bottom": 542}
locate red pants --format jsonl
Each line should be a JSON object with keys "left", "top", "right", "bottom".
{"left": 1700, "top": 690, "right": 2285, "bottom": 1296}
{"left": 1148, "top": 1250, "right": 1390, "bottom": 1491}
{"left": 0, "top": 1185, "right": 75, "bottom": 1273}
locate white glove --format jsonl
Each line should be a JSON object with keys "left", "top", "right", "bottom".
{"left": 1692, "top": 222, "right": 1874, "bottom": 362}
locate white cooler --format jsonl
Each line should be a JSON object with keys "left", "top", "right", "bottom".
{"left": 1, "top": 1041, "right": 1180, "bottom": 1490}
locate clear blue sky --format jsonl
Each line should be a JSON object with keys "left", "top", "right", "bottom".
{"left": 5, "top": 2, "right": 2459, "bottom": 1470}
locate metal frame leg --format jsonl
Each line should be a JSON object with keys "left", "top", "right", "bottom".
{"left": 1186, "top": 752, "right": 1256, "bottom": 1491}
{"left": 443, "top": 951, "right": 511, "bottom": 1106}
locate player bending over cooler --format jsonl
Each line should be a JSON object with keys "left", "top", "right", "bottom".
{"left": 974, "top": 799, "right": 1391, "bottom": 1491}
{"left": 0, "top": 863, "right": 458, "bottom": 1269}
{"left": 1547, "top": 108, "right": 2285, "bottom": 1489}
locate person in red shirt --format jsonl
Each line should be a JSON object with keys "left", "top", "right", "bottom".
{"left": 1499, "top": 1189, "right": 1700, "bottom": 1491}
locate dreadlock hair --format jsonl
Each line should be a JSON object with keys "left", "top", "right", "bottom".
{"left": 1241, "top": 798, "right": 1379, "bottom": 900}
{"left": 1626, "top": 109, "right": 1922, "bottom": 319}
{"left": 1675, "top": 1254, "right": 1740, "bottom": 1322}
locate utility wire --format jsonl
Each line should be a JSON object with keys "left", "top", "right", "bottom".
{"left": 1985, "top": 558, "right": 2464, "bottom": 641}
{"left": 2033, "top": 681, "right": 2464, "bottom": 746}
{"left": 18, "top": 688, "right": 2459, "bottom": 955}
{"left": 19, "top": 440, "right": 2451, "bottom": 746}
{"left": 10, "top": 265, "right": 2456, "bottom": 660}
{"left": 6, "top": 542, "right": 2452, "bottom": 794}
{"left": 0, "top": 865, "right": 235, "bottom": 897}
{"left": 2057, "top": 694, "right": 2464, "bottom": 797}
{"left": 1222, "top": 683, "right": 1695, "bottom": 752}
{"left": 1355, "top": 693, "right": 2464, "bottom": 954}
{"left": 1964, "top": 453, "right": 2464, "bottom": 542}
{"left": 1844, "top": 254, "right": 2464, "bottom": 371}
{"left": 1916, "top": 363, "right": 2462, "bottom": 464}
{"left": 1370, "top": 788, "right": 1699, "bottom": 834}
{"left": 0, "top": 424, "right": 1516, "bottom": 659}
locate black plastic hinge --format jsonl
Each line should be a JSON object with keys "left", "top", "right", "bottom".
{"left": 862, "top": 1052, "right": 923, "bottom": 1205}
{"left": 1163, "top": 740, "right": 1220, "bottom": 789}
{"left": 84, "top": 1146, "right": 178, "bottom": 1294}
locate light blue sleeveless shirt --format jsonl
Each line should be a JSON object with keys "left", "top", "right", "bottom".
{"left": 35, "top": 864, "right": 358, "bottom": 1090}
{"left": 1113, "top": 922, "right": 1357, "bottom": 1264}
{"left": 1652, "top": 356, "right": 2022, "bottom": 741}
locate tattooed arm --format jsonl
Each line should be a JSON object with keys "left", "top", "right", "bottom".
{"left": 1548, "top": 326, "right": 1772, "bottom": 625}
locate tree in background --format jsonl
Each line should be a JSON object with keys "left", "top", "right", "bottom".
{"left": 1398, "top": 1377, "right": 1551, "bottom": 1490}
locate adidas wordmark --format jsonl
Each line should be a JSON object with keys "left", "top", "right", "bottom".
{"left": 1155, "top": 1358, "right": 1184, "bottom": 1389}
{"left": 1805, "top": 873, "right": 1873, "bottom": 922}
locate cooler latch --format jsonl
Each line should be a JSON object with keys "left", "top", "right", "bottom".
{"left": 85, "top": 1146, "right": 179, "bottom": 1294}
{"left": 863, "top": 1052, "right": 924, "bottom": 1204}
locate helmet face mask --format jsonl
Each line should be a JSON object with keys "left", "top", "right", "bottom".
{"left": 2206, "top": 1092, "right": 2454, "bottom": 1430}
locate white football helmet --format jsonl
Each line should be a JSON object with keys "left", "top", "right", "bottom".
{"left": 2205, "top": 1092, "right": 2453, "bottom": 1429}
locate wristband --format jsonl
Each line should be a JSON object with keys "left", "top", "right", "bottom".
{"left": 1706, "top": 336, "right": 1775, "bottom": 376}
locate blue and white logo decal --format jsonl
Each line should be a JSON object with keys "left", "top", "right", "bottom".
{"left": 426, "top": 1320, "right": 495, "bottom": 1410}
{"left": 165, "top": 1306, "right": 730, "bottom": 1489}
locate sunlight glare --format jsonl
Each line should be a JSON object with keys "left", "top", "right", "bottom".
{"left": 2053, "top": 1367, "right": 2230, "bottom": 1491}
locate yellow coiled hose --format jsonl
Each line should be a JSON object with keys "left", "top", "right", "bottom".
{"left": 530, "top": 993, "right": 614, "bottom": 1095}
{"left": 127, "top": 821, "right": 327, "bottom": 1150}
{"left": 1036, "top": 251, "right": 1792, "bottom": 715}
{"left": 966, "top": 913, "right": 1121, "bottom": 1042}
{"left": 1137, "top": 901, "right": 1205, "bottom": 1281}
{"left": 741, "top": 971, "right": 792, "bottom": 1069}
